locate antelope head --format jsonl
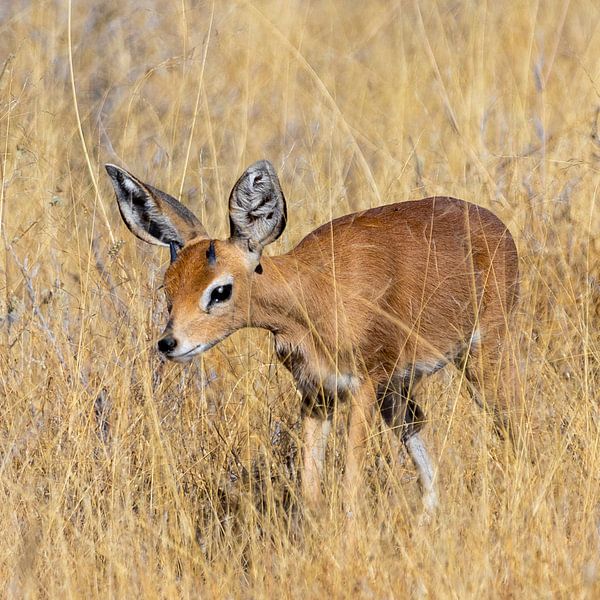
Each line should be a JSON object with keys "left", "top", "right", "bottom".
{"left": 105, "top": 160, "right": 287, "bottom": 362}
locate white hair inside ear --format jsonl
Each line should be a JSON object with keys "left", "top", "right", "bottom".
{"left": 228, "top": 160, "right": 287, "bottom": 255}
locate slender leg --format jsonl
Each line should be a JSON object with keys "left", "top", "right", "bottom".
{"left": 343, "top": 378, "right": 376, "bottom": 513}
{"left": 379, "top": 375, "right": 437, "bottom": 513}
{"left": 302, "top": 415, "right": 332, "bottom": 510}
{"left": 464, "top": 240, "right": 522, "bottom": 448}
{"left": 404, "top": 432, "right": 438, "bottom": 513}
{"left": 464, "top": 326, "right": 523, "bottom": 449}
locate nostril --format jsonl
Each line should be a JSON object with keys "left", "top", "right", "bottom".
{"left": 158, "top": 335, "right": 177, "bottom": 354}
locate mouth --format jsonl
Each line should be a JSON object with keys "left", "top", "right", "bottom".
{"left": 166, "top": 339, "right": 220, "bottom": 363}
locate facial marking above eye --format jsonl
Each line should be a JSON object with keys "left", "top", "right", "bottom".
{"left": 209, "top": 283, "right": 232, "bottom": 307}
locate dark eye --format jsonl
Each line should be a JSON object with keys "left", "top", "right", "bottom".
{"left": 209, "top": 284, "right": 232, "bottom": 306}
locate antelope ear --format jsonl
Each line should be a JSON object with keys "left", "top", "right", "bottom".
{"left": 228, "top": 160, "right": 287, "bottom": 256}
{"left": 105, "top": 164, "right": 207, "bottom": 247}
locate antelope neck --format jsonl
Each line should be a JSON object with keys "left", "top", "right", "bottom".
{"left": 247, "top": 254, "right": 312, "bottom": 336}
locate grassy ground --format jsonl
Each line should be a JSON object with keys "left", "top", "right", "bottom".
{"left": 1, "top": 0, "right": 599, "bottom": 597}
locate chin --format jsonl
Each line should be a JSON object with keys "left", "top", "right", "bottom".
{"left": 168, "top": 353, "right": 197, "bottom": 364}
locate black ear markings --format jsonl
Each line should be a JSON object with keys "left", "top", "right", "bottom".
{"left": 105, "top": 163, "right": 207, "bottom": 248}
{"left": 127, "top": 182, "right": 148, "bottom": 208}
{"left": 149, "top": 220, "right": 169, "bottom": 243}
{"left": 206, "top": 240, "right": 216, "bottom": 265}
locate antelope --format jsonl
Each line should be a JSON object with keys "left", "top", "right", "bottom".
{"left": 106, "top": 160, "right": 520, "bottom": 514}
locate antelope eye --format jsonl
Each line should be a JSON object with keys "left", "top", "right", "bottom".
{"left": 209, "top": 284, "right": 232, "bottom": 306}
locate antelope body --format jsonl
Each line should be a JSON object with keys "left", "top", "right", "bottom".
{"left": 106, "top": 160, "right": 520, "bottom": 513}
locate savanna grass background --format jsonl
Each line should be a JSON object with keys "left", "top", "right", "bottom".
{"left": 1, "top": 0, "right": 599, "bottom": 597}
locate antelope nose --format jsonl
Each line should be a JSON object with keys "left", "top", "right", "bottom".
{"left": 158, "top": 335, "right": 177, "bottom": 354}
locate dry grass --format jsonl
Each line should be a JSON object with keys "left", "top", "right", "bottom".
{"left": 1, "top": 0, "right": 599, "bottom": 597}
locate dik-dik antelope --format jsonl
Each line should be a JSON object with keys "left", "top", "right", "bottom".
{"left": 106, "top": 160, "right": 520, "bottom": 513}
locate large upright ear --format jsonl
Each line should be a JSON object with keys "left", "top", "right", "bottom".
{"left": 228, "top": 160, "right": 287, "bottom": 256}
{"left": 105, "top": 164, "right": 207, "bottom": 247}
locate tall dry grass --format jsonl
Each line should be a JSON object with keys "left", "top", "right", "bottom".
{"left": 0, "top": 0, "right": 599, "bottom": 597}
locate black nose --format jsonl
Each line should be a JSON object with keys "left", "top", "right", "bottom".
{"left": 158, "top": 335, "right": 177, "bottom": 354}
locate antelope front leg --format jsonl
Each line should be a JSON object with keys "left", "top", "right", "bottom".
{"left": 343, "top": 379, "right": 376, "bottom": 514}
{"left": 302, "top": 415, "right": 332, "bottom": 511}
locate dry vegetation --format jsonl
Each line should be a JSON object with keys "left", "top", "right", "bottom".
{"left": 0, "top": 0, "right": 599, "bottom": 597}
